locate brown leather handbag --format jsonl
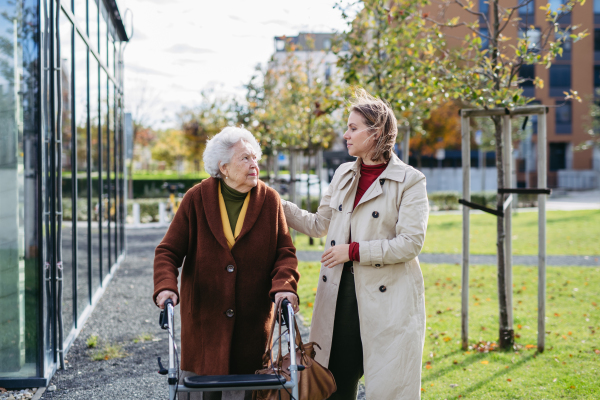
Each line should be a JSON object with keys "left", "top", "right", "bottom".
{"left": 253, "top": 300, "right": 337, "bottom": 400}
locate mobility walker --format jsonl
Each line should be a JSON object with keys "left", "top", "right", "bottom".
{"left": 157, "top": 299, "right": 300, "bottom": 400}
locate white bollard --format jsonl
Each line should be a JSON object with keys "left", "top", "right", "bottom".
{"left": 159, "top": 202, "right": 166, "bottom": 225}
{"left": 133, "top": 203, "right": 140, "bottom": 226}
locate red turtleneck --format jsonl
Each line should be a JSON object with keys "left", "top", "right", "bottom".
{"left": 349, "top": 162, "right": 387, "bottom": 262}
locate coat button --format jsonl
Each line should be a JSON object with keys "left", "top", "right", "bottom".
{"left": 375, "top": 264, "right": 381, "bottom": 267}
{"left": 372, "top": 211, "right": 379, "bottom": 218}
{"left": 322, "top": 275, "right": 327, "bottom": 282}
{"left": 331, "top": 240, "right": 335, "bottom": 246}
{"left": 226, "top": 309, "right": 235, "bottom": 317}
{"left": 379, "top": 285, "right": 387, "bottom": 293}
{"left": 226, "top": 265, "right": 235, "bottom": 273}
{"left": 380, "top": 179, "right": 385, "bottom": 185}
{"left": 338, "top": 204, "right": 342, "bottom": 211}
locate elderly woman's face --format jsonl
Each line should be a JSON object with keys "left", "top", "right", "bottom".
{"left": 219, "top": 140, "right": 260, "bottom": 193}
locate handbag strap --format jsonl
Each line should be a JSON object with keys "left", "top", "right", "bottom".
{"left": 262, "top": 298, "right": 284, "bottom": 369}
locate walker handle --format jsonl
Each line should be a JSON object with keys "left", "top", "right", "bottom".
{"left": 281, "top": 299, "right": 292, "bottom": 327}
{"left": 159, "top": 299, "right": 174, "bottom": 329}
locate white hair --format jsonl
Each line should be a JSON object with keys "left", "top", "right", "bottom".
{"left": 203, "top": 126, "right": 263, "bottom": 178}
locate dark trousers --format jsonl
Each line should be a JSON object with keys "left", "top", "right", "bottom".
{"left": 327, "top": 265, "right": 364, "bottom": 400}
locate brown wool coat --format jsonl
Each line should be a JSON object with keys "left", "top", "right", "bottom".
{"left": 153, "top": 177, "right": 299, "bottom": 376}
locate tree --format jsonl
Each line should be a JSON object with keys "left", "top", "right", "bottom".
{"left": 411, "top": 101, "right": 462, "bottom": 167}
{"left": 429, "top": 0, "right": 587, "bottom": 348}
{"left": 336, "top": 0, "right": 456, "bottom": 154}
{"left": 151, "top": 129, "right": 186, "bottom": 170}
{"left": 177, "top": 90, "right": 231, "bottom": 173}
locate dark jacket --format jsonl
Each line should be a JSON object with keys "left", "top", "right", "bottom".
{"left": 153, "top": 177, "right": 299, "bottom": 375}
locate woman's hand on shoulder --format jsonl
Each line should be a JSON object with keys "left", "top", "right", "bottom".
{"left": 274, "top": 292, "right": 299, "bottom": 314}
{"left": 321, "top": 244, "right": 350, "bottom": 268}
{"left": 156, "top": 290, "right": 178, "bottom": 309}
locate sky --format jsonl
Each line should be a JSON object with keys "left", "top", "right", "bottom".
{"left": 116, "top": 0, "right": 350, "bottom": 129}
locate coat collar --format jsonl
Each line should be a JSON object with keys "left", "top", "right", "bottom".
{"left": 201, "top": 177, "right": 267, "bottom": 251}
{"left": 345, "top": 153, "right": 407, "bottom": 183}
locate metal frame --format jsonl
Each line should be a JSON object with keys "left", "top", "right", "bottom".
{"left": 460, "top": 105, "right": 549, "bottom": 352}
{"left": 164, "top": 303, "right": 300, "bottom": 400}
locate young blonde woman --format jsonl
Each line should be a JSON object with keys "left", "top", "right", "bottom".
{"left": 282, "top": 90, "right": 429, "bottom": 399}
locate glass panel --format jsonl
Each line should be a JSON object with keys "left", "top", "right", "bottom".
{"left": 594, "top": 29, "right": 600, "bottom": 52}
{"left": 109, "top": 83, "right": 116, "bottom": 264}
{"left": 99, "top": 1, "right": 107, "bottom": 68}
{"left": 479, "top": 0, "right": 488, "bottom": 14}
{"left": 89, "top": 54, "right": 100, "bottom": 291}
{"left": 550, "top": 65, "right": 571, "bottom": 87}
{"left": 0, "top": 0, "right": 40, "bottom": 378}
{"left": 75, "top": 32, "right": 89, "bottom": 321}
{"left": 101, "top": 69, "right": 109, "bottom": 276}
{"left": 59, "top": 11, "right": 74, "bottom": 335}
{"left": 596, "top": 0, "right": 600, "bottom": 13}
{"left": 88, "top": 0, "right": 98, "bottom": 51}
{"left": 74, "top": 0, "right": 86, "bottom": 33}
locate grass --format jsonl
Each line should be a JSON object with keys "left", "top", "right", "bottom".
{"left": 91, "top": 343, "right": 128, "bottom": 361}
{"left": 133, "top": 333, "right": 154, "bottom": 343}
{"left": 296, "top": 261, "right": 600, "bottom": 398}
{"left": 423, "top": 209, "right": 600, "bottom": 255}
{"left": 86, "top": 335, "right": 98, "bottom": 348}
{"left": 291, "top": 210, "right": 600, "bottom": 255}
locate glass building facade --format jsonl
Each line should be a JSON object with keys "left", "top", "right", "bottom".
{"left": 0, "top": 0, "right": 128, "bottom": 388}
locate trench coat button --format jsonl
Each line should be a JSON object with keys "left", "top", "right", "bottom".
{"left": 225, "top": 309, "right": 235, "bottom": 318}
{"left": 372, "top": 211, "right": 379, "bottom": 218}
{"left": 322, "top": 275, "right": 327, "bottom": 282}
{"left": 380, "top": 179, "right": 385, "bottom": 185}
{"left": 331, "top": 240, "right": 335, "bottom": 246}
{"left": 379, "top": 285, "right": 387, "bottom": 293}
{"left": 226, "top": 265, "right": 235, "bottom": 273}
{"left": 338, "top": 204, "right": 342, "bottom": 211}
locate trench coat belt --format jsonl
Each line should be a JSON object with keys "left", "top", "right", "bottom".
{"left": 342, "top": 260, "right": 354, "bottom": 274}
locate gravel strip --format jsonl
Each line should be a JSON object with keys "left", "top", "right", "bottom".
{"left": 40, "top": 228, "right": 357, "bottom": 399}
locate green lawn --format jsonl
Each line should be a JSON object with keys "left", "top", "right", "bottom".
{"left": 423, "top": 209, "right": 600, "bottom": 255}
{"left": 291, "top": 210, "right": 600, "bottom": 255}
{"left": 296, "top": 262, "right": 600, "bottom": 398}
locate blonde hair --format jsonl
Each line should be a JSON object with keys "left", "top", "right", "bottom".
{"left": 349, "top": 88, "right": 398, "bottom": 162}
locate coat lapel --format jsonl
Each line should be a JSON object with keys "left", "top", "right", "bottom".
{"left": 201, "top": 177, "right": 230, "bottom": 250}
{"left": 234, "top": 180, "right": 267, "bottom": 247}
{"left": 354, "top": 154, "right": 407, "bottom": 209}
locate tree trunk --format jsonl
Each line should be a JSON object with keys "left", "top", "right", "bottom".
{"left": 493, "top": 115, "right": 514, "bottom": 349}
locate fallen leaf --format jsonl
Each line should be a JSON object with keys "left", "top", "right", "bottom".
{"left": 507, "top": 378, "right": 512, "bottom": 382}
{"left": 594, "top": 349, "right": 600, "bottom": 354}
{"left": 421, "top": 388, "right": 426, "bottom": 392}
{"left": 444, "top": 337, "right": 452, "bottom": 342}
{"left": 453, "top": 360, "right": 458, "bottom": 364}
{"left": 307, "top": 302, "right": 313, "bottom": 308}
{"left": 312, "top": 288, "right": 317, "bottom": 292}
{"left": 517, "top": 324, "right": 522, "bottom": 329}
{"left": 568, "top": 332, "right": 572, "bottom": 335}
{"left": 425, "top": 365, "right": 432, "bottom": 369}
{"left": 525, "top": 344, "right": 536, "bottom": 349}
{"left": 562, "top": 335, "right": 567, "bottom": 340}
{"left": 430, "top": 383, "right": 434, "bottom": 387}
{"left": 554, "top": 313, "right": 560, "bottom": 317}
{"left": 505, "top": 366, "right": 509, "bottom": 369}
{"left": 481, "top": 360, "right": 489, "bottom": 364}
{"left": 570, "top": 386, "right": 576, "bottom": 389}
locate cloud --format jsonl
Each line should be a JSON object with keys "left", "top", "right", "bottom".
{"left": 176, "top": 58, "right": 207, "bottom": 66}
{"left": 229, "top": 15, "right": 245, "bottom": 22}
{"left": 261, "top": 19, "right": 291, "bottom": 27}
{"left": 165, "top": 44, "right": 215, "bottom": 54}
{"left": 126, "top": 64, "right": 174, "bottom": 77}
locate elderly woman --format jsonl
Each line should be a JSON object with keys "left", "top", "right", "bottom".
{"left": 282, "top": 90, "right": 429, "bottom": 399}
{"left": 153, "top": 127, "right": 300, "bottom": 400}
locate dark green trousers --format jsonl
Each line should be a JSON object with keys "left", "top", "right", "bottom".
{"left": 327, "top": 266, "right": 364, "bottom": 400}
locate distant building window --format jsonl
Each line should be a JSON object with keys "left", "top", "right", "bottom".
{"left": 519, "top": 28, "right": 541, "bottom": 52}
{"left": 519, "top": 64, "right": 535, "bottom": 87}
{"left": 480, "top": 0, "right": 489, "bottom": 14}
{"left": 275, "top": 39, "right": 286, "bottom": 52}
{"left": 595, "top": 29, "right": 600, "bottom": 51}
{"left": 323, "top": 39, "right": 331, "bottom": 50}
{"left": 595, "top": 66, "right": 600, "bottom": 88}
{"left": 550, "top": 65, "right": 571, "bottom": 96}
{"left": 480, "top": 28, "right": 489, "bottom": 49}
{"left": 325, "top": 64, "right": 332, "bottom": 85}
{"left": 549, "top": 143, "right": 567, "bottom": 170}
{"left": 555, "top": 101, "right": 572, "bottom": 134}
{"left": 549, "top": 0, "right": 567, "bottom": 13}
{"left": 518, "top": 0, "right": 535, "bottom": 16}
{"left": 556, "top": 29, "right": 572, "bottom": 52}
{"left": 595, "top": 0, "right": 600, "bottom": 13}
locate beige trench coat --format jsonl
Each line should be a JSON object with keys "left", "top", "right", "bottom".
{"left": 282, "top": 153, "right": 429, "bottom": 399}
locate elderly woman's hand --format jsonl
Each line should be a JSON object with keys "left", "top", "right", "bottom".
{"left": 156, "top": 290, "right": 178, "bottom": 309}
{"left": 274, "top": 292, "right": 299, "bottom": 314}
